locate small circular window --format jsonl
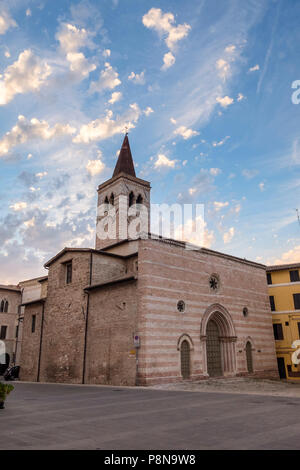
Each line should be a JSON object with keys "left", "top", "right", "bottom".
{"left": 243, "top": 307, "right": 249, "bottom": 317}
{"left": 177, "top": 300, "right": 185, "bottom": 312}
{"left": 209, "top": 274, "right": 220, "bottom": 292}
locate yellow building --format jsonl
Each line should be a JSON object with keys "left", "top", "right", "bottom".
{"left": 267, "top": 262, "right": 300, "bottom": 380}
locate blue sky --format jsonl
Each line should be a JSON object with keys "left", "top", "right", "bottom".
{"left": 0, "top": 0, "right": 299, "bottom": 283}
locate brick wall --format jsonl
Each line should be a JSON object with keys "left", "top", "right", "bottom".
{"left": 137, "top": 239, "right": 278, "bottom": 385}
{"left": 19, "top": 303, "right": 43, "bottom": 381}
{"left": 85, "top": 279, "right": 138, "bottom": 386}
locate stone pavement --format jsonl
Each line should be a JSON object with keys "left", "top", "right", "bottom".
{"left": 152, "top": 377, "right": 300, "bottom": 398}
{"left": 1, "top": 380, "right": 300, "bottom": 449}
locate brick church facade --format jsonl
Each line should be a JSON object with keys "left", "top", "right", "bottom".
{"left": 19, "top": 135, "right": 278, "bottom": 385}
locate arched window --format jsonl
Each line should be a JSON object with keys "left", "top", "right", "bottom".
{"left": 104, "top": 196, "right": 109, "bottom": 216}
{"left": 129, "top": 192, "right": 135, "bottom": 207}
{"left": 246, "top": 341, "right": 253, "bottom": 373}
{"left": 110, "top": 193, "right": 114, "bottom": 206}
{"left": 136, "top": 194, "right": 143, "bottom": 205}
{"left": 4, "top": 301, "right": 8, "bottom": 313}
{"left": 180, "top": 340, "right": 190, "bottom": 379}
{"left": 0, "top": 300, "right": 4, "bottom": 312}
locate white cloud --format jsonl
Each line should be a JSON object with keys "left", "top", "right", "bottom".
{"left": 24, "top": 217, "right": 35, "bottom": 228}
{"left": 154, "top": 153, "right": 176, "bottom": 169}
{"left": 144, "top": 106, "right": 154, "bottom": 116}
{"left": 170, "top": 117, "right": 177, "bottom": 125}
{"left": 35, "top": 171, "right": 48, "bottom": 178}
{"left": 223, "top": 227, "right": 235, "bottom": 244}
{"left": 103, "top": 49, "right": 111, "bottom": 58}
{"left": 173, "top": 125, "right": 199, "bottom": 140}
{"left": 0, "top": 49, "right": 52, "bottom": 105}
{"left": 242, "top": 169, "right": 259, "bottom": 179}
{"left": 109, "top": 91, "right": 122, "bottom": 104}
{"left": 216, "top": 58, "right": 231, "bottom": 81}
{"left": 90, "top": 62, "right": 121, "bottom": 93}
{"left": 66, "top": 51, "right": 96, "bottom": 78}
{"left": 0, "top": 8, "right": 17, "bottom": 35}
{"left": 259, "top": 182, "right": 265, "bottom": 191}
{"left": 234, "top": 203, "right": 241, "bottom": 214}
{"left": 26, "top": 8, "right": 32, "bottom": 17}
{"left": 273, "top": 245, "right": 300, "bottom": 265}
{"left": 86, "top": 159, "right": 105, "bottom": 176}
{"left": 216, "top": 95, "right": 234, "bottom": 108}
{"left": 0, "top": 115, "right": 76, "bottom": 156}
{"left": 4, "top": 50, "right": 10, "bottom": 58}
{"left": 249, "top": 64, "right": 260, "bottom": 72}
{"left": 214, "top": 201, "right": 229, "bottom": 211}
{"left": 174, "top": 215, "right": 214, "bottom": 248}
{"left": 56, "top": 23, "right": 96, "bottom": 79}
{"left": 10, "top": 201, "right": 27, "bottom": 211}
{"left": 142, "top": 8, "right": 191, "bottom": 50}
{"left": 56, "top": 22, "right": 91, "bottom": 53}
{"left": 210, "top": 168, "right": 221, "bottom": 176}
{"left": 74, "top": 103, "right": 141, "bottom": 144}
{"left": 212, "top": 136, "right": 230, "bottom": 147}
{"left": 237, "top": 93, "right": 245, "bottom": 101}
{"left": 128, "top": 71, "right": 145, "bottom": 85}
{"left": 225, "top": 45, "right": 236, "bottom": 53}
{"left": 162, "top": 51, "right": 175, "bottom": 70}
{"left": 143, "top": 8, "right": 190, "bottom": 71}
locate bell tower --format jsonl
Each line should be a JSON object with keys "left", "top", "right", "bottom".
{"left": 95, "top": 134, "right": 151, "bottom": 250}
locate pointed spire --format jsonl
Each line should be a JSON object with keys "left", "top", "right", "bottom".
{"left": 113, "top": 134, "right": 136, "bottom": 178}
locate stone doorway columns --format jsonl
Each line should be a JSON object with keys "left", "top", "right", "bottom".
{"left": 200, "top": 304, "right": 237, "bottom": 377}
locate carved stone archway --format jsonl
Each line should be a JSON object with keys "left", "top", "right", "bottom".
{"left": 200, "top": 304, "right": 237, "bottom": 377}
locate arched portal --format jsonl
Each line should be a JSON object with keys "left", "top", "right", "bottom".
{"left": 206, "top": 319, "right": 222, "bottom": 376}
{"left": 200, "top": 304, "right": 237, "bottom": 377}
{"left": 246, "top": 341, "right": 253, "bottom": 373}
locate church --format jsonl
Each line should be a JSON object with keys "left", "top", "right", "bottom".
{"left": 19, "top": 134, "right": 278, "bottom": 385}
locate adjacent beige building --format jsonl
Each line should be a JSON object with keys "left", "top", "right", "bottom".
{"left": 19, "top": 135, "right": 278, "bottom": 385}
{"left": 0, "top": 276, "right": 47, "bottom": 373}
{"left": 0, "top": 284, "right": 21, "bottom": 372}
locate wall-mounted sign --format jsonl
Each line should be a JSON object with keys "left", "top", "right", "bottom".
{"left": 134, "top": 335, "right": 140, "bottom": 348}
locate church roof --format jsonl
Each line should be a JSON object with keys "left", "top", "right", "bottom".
{"left": 112, "top": 134, "right": 136, "bottom": 178}
{"left": 266, "top": 262, "right": 300, "bottom": 272}
{"left": 44, "top": 247, "right": 137, "bottom": 268}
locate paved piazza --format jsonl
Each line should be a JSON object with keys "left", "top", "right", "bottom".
{"left": 1, "top": 380, "right": 300, "bottom": 450}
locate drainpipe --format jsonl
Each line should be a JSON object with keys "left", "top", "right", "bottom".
{"left": 37, "top": 301, "right": 45, "bottom": 382}
{"left": 82, "top": 251, "right": 93, "bottom": 384}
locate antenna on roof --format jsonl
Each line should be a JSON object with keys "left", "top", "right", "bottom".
{"left": 296, "top": 209, "right": 300, "bottom": 227}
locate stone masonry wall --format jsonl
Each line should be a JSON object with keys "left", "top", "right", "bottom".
{"left": 137, "top": 239, "right": 278, "bottom": 385}
{"left": 86, "top": 280, "right": 138, "bottom": 386}
{"left": 38, "top": 252, "right": 92, "bottom": 384}
{"left": 19, "top": 303, "right": 43, "bottom": 381}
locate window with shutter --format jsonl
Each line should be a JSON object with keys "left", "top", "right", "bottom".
{"left": 273, "top": 323, "right": 283, "bottom": 340}
{"left": 293, "top": 293, "right": 300, "bottom": 310}
{"left": 269, "top": 296, "right": 276, "bottom": 311}
{"left": 66, "top": 262, "right": 72, "bottom": 284}
{"left": 31, "top": 315, "right": 36, "bottom": 333}
{"left": 290, "top": 270, "right": 300, "bottom": 282}
{"left": 0, "top": 325, "right": 7, "bottom": 340}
